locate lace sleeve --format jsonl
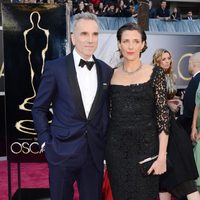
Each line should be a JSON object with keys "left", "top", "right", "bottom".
{"left": 153, "top": 66, "right": 170, "bottom": 135}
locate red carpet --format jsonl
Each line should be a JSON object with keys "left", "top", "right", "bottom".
{"left": 0, "top": 160, "right": 175, "bottom": 200}
{"left": 0, "top": 161, "right": 79, "bottom": 200}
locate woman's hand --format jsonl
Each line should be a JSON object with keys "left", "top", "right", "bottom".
{"left": 196, "top": 133, "right": 200, "bottom": 141}
{"left": 167, "top": 99, "right": 182, "bottom": 113}
{"left": 191, "top": 127, "right": 198, "bottom": 142}
{"left": 147, "top": 156, "right": 167, "bottom": 175}
{"left": 191, "top": 128, "right": 200, "bottom": 141}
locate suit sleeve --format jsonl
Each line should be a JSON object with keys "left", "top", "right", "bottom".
{"left": 32, "top": 62, "right": 56, "bottom": 146}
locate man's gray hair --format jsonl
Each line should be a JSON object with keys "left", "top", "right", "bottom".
{"left": 73, "top": 12, "right": 99, "bottom": 32}
{"left": 190, "top": 52, "right": 200, "bottom": 63}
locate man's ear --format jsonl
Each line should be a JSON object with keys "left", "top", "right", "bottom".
{"left": 71, "top": 33, "right": 75, "bottom": 46}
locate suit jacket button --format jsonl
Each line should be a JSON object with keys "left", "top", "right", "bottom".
{"left": 84, "top": 131, "right": 87, "bottom": 136}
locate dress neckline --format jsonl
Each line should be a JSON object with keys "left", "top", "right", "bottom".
{"left": 111, "top": 65, "right": 157, "bottom": 87}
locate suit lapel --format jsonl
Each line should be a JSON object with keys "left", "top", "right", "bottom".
{"left": 88, "top": 57, "right": 103, "bottom": 120}
{"left": 65, "top": 53, "right": 86, "bottom": 119}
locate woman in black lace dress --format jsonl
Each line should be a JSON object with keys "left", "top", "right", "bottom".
{"left": 152, "top": 49, "right": 200, "bottom": 200}
{"left": 105, "top": 23, "right": 170, "bottom": 200}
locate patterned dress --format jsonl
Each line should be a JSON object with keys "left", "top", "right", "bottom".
{"left": 105, "top": 66, "right": 169, "bottom": 200}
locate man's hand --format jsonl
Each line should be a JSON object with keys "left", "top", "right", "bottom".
{"left": 41, "top": 142, "right": 46, "bottom": 152}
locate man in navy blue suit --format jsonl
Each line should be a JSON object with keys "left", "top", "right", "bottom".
{"left": 178, "top": 52, "right": 200, "bottom": 138}
{"left": 176, "top": 53, "right": 200, "bottom": 200}
{"left": 32, "top": 12, "right": 113, "bottom": 200}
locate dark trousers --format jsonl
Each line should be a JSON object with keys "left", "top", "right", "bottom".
{"left": 176, "top": 197, "right": 187, "bottom": 200}
{"left": 48, "top": 148, "right": 103, "bottom": 200}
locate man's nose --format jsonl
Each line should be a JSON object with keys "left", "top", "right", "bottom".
{"left": 88, "top": 35, "right": 93, "bottom": 43}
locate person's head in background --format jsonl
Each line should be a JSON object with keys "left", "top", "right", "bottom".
{"left": 160, "top": 0, "right": 167, "bottom": 9}
{"left": 66, "top": 0, "right": 73, "bottom": 14}
{"left": 152, "top": 48, "right": 172, "bottom": 74}
{"left": 152, "top": 48, "right": 178, "bottom": 100}
{"left": 149, "top": 0, "right": 153, "bottom": 9}
{"left": 172, "top": 7, "right": 178, "bottom": 13}
{"left": 119, "top": 0, "right": 125, "bottom": 8}
{"left": 187, "top": 10, "right": 193, "bottom": 18}
{"left": 109, "top": 3, "right": 115, "bottom": 11}
{"left": 88, "top": 3, "right": 95, "bottom": 13}
{"left": 99, "top": 2, "right": 104, "bottom": 9}
{"left": 116, "top": 22, "right": 147, "bottom": 60}
{"left": 188, "top": 52, "right": 200, "bottom": 76}
{"left": 78, "top": 0, "right": 85, "bottom": 11}
{"left": 71, "top": 12, "right": 99, "bottom": 60}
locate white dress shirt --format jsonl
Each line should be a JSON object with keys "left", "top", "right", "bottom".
{"left": 73, "top": 49, "right": 97, "bottom": 118}
{"left": 41, "top": 50, "right": 98, "bottom": 149}
{"left": 193, "top": 71, "right": 200, "bottom": 78}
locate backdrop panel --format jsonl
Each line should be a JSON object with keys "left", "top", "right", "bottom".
{"left": 0, "top": 29, "right": 4, "bottom": 92}
{"left": 3, "top": 3, "right": 70, "bottom": 162}
{"left": 95, "top": 31, "right": 200, "bottom": 88}
{"left": 0, "top": 96, "right": 5, "bottom": 156}
{"left": 0, "top": 0, "right": 2, "bottom": 26}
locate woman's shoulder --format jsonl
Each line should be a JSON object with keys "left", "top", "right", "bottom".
{"left": 151, "top": 65, "right": 166, "bottom": 75}
{"left": 146, "top": 65, "right": 166, "bottom": 83}
{"left": 141, "top": 64, "right": 158, "bottom": 77}
{"left": 114, "top": 62, "right": 122, "bottom": 69}
{"left": 142, "top": 63, "right": 154, "bottom": 71}
{"left": 112, "top": 62, "right": 122, "bottom": 74}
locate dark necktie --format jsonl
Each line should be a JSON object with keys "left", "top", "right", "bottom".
{"left": 79, "top": 59, "right": 95, "bottom": 71}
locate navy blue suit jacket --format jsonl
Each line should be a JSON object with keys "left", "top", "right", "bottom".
{"left": 178, "top": 72, "right": 200, "bottom": 134}
{"left": 32, "top": 53, "right": 113, "bottom": 171}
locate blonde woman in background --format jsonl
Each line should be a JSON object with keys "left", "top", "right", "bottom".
{"left": 153, "top": 48, "right": 200, "bottom": 200}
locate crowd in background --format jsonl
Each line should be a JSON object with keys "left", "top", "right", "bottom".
{"left": 15, "top": 0, "right": 199, "bottom": 20}
{"left": 64, "top": 0, "right": 198, "bottom": 20}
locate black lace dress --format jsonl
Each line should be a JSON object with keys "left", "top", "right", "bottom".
{"left": 105, "top": 66, "right": 169, "bottom": 200}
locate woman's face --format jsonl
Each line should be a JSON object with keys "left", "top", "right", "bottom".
{"left": 99, "top": 2, "right": 103, "bottom": 9}
{"left": 160, "top": 52, "right": 171, "bottom": 71}
{"left": 173, "top": 8, "right": 177, "bottom": 13}
{"left": 79, "top": 1, "right": 84, "bottom": 10}
{"left": 118, "top": 30, "right": 144, "bottom": 62}
{"left": 120, "top": 0, "right": 124, "bottom": 6}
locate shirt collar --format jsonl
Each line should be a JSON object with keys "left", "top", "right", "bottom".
{"left": 193, "top": 71, "right": 200, "bottom": 77}
{"left": 73, "top": 49, "right": 93, "bottom": 69}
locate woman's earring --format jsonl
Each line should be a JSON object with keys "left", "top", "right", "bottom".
{"left": 118, "top": 49, "right": 123, "bottom": 58}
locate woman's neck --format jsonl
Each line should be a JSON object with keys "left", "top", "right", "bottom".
{"left": 123, "top": 60, "right": 141, "bottom": 71}
{"left": 122, "top": 60, "right": 143, "bottom": 74}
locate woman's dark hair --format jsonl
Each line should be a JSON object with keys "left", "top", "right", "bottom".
{"left": 116, "top": 22, "right": 148, "bottom": 54}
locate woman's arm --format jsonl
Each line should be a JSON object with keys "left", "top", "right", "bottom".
{"left": 148, "top": 67, "right": 169, "bottom": 175}
{"left": 148, "top": 130, "right": 168, "bottom": 175}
